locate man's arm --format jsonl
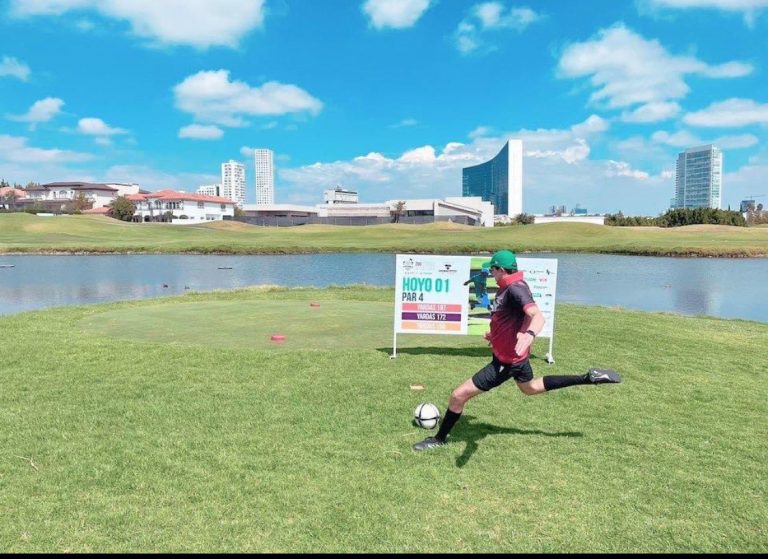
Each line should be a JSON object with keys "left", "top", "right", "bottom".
{"left": 515, "top": 304, "right": 545, "bottom": 355}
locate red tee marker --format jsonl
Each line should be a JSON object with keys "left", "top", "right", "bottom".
{"left": 270, "top": 334, "right": 286, "bottom": 342}
{"left": 310, "top": 302, "right": 321, "bottom": 307}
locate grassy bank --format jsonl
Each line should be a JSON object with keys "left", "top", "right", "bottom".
{"left": 1, "top": 286, "right": 766, "bottom": 552}
{"left": 1, "top": 213, "right": 767, "bottom": 256}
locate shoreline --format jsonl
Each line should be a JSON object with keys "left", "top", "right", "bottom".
{"left": 0, "top": 248, "right": 766, "bottom": 258}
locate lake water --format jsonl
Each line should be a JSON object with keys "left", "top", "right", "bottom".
{"left": 0, "top": 253, "right": 767, "bottom": 323}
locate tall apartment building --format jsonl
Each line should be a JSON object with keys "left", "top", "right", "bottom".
{"left": 196, "top": 183, "right": 221, "bottom": 197}
{"left": 462, "top": 139, "right": 523, "bottom": 216}
{"left": 673, "top": 144, "right": 723, "bottom": 210}
{"left": 254, "top": 148, "right": 274, "bottom": 205}
{"left": 221, "top": 160, "right": 246, "bottom": 207}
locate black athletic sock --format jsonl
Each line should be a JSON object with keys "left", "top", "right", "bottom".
{"left": 435, "top": 409, "right": 462, "bottom": 442}
{"left": 543, "top": 375, "right": 590, "bottom": 391}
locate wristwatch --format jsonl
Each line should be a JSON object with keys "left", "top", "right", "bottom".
{"left": 525, "top": 330, "right": 536, "bottom": 337}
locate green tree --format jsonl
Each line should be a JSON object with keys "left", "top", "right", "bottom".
{"left": 109, "top": 196, "right": 136, "bottom": 221}
{"left": 1, "top": 186, "right": 20, "bottom": 211}
{"left": 234, "top": 206, "right": 246, "bottom": 217}
{"left": 72, "top": 192, "right": 91, "bottom": 213}
{"left": 390, "top": 200, "right": 406, "bottom": 223}
{"left": 513, "top": 212, "right": 535, "bottom": 225}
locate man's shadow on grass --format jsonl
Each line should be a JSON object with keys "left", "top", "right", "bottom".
{"left": 446, "top": 415, "right": 584, "bottom": 468}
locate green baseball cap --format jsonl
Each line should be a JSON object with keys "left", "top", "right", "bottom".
{"left": 482, "top": 250, "right": 517, "bottom": 271}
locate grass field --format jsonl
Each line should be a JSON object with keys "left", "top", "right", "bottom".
{"left": 1, "top": 213, "right": 768, "bottom": 257}
{"left": 1, "top": 286, "right": 766, "bottom": 552}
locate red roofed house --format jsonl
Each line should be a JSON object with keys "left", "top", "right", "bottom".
{"left": 0, "top": 187, "right": 26, "bottom": 210}
{"left": 129, "top": 190, "right": 235, "bottom": 223}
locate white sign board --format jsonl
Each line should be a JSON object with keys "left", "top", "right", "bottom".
{"left": 517, "top": 258, "right": 558, "bottom": 340}
{"left": 394, "top": 254, "right": 471, "bottom": 336}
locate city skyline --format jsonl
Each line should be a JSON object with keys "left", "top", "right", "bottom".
{"left": 1, "top": 1, "right": 767, "bottom": 215}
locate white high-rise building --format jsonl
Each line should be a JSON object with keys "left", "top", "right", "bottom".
{"left": 221, "top": 160, "right": 245, "bottom": 206}
{"left": 196, "top": 184, "right": 221, "bottom": 197}
{"left": 254, "top": 148, "right": 274, "bottom": 205}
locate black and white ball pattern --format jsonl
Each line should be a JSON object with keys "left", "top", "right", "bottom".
{"left": 414, "top": 403, "right": 440, "bottom": 429}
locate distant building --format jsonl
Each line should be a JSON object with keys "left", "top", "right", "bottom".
{"left": 533, "top": 215, "right": 605, "bottom": 225}
{"left": 196, "top": 184, "right": 221, "bottom": 197}
{"left": 323, "top": 186, "right": 358, "bottom": 204}
{"left": 127, "top": 189, "right": 235, "bottom": 223}
{"left": 548, "top": 205, "right": 568, "bottom": 216}
{"left": 25, "top": 182, "right": 119, "bottom": 210}
{"left": 240, "top": 196, "right": 494, "bottom": 227}
{"left": 254, "top": 149, "right": 274, "bottom": 205}
{"left": 221, "top": 160, "right": 246, "bottom": 206}
{"left": 462, "top": 139, "right": 523, "bottom": 217}
{"left": 105, "top": 183, "right": 141, "bottom": 197}
{"left": 673, "top": 144, "right": 722, "bottom": 210}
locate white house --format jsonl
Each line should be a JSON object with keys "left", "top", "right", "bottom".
{"left": 28, "top": 182, "right": 120, "bottom": 209}
{"left": 127, "top": 189, "right": 235, "bottom": 223}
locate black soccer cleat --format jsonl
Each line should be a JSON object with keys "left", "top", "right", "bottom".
{"left": 413, "top": 436, "right": 446, "bottom": 452}
{"left": 586, "top": 368, "right": 622, "bottom": 384}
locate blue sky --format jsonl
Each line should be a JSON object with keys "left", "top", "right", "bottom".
{"left": 1, "top": 0, "right": 767, "bottom": 215}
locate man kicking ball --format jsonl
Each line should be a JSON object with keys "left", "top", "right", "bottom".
{"left": 414, "top": 249, "right": 622, "bottom": 452}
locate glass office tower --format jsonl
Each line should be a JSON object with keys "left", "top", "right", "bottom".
{"left": 462, "top": 139, "right": 523, "bottom": 216}
{"left": 674, "top": 145, "right": 722, "bottom": 209}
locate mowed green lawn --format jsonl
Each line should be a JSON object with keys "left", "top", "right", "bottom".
{"left": 1, "top": 287, "right": 766, "bottom": 552}
{"left": 2, "top": 213, "right": 768, "bottom": 256}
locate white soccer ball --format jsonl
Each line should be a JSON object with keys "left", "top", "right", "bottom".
{"left": 414, "top": 403, "right": 440, "bottom": 429}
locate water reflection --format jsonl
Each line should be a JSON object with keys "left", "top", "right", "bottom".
{"left": 0, "top": 253, "right": 766, "bottom": 323}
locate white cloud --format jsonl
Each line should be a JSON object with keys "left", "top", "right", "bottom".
{"left": 77, "top": 117, "right": 128, "bottom": 136}
{"left": 714, "top": 134, "right": 760, "bottom": 149}
{"left": 399, "top": 145, "right": 437, "bottom": 163}
{"left": 455, "top": 2, "right": 543, "bottom": 54}
{"left": 389, "top": 118, "right": 419, "bottom": 128}
{"left": 101, "top": 164, "right": 219, "bottom": 191}
{"left": 0, "top": 134, "right": 92, "bottom": 163}
{"left": 652, "top": 129, "right": 759, "bottom": 149}
{"left": 7, "top": 97, "right": 65, "bottom": 125}
{"left": 645, "top": 0, "right": 768, "bottom": 27}
{"left": 10, "top": 0, "right": 266, "bottom": 49}
{"left": 605, "top": 160, "right": 650, "bottom": 179}
{"left": 683, "top": 98, "right": 768, "bottom": 127}
{"left": 651, "top": 130, "right": 701, "bottom": 147}
{"left": 275, "top": 115, "right": 674, "bottom": 214}
{"left": 558, "top": 25, "right": 752, "bottom": 110}
{"left": 362, "top": 0, "right": 433, "bottom": 29}
{"left": 571, "top": 114, "right": 610, "bottom": 135}
{"left": 0, "top": 55, "right": 30, "bottom": 80}
{"left": 173, "top": 70, "right": 323, "bottom": 127}
{"left": 178, "top": 124, "right": 224, "bottom": 140}
{"left": 722, "top": 163, "right": 768, "bottom": 208}
{"left": 621, "top": 101, "right": 681, "bottom": 123}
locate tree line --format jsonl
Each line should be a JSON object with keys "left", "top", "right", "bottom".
{"left": 605, "top": 208, "right": 750, "bottom": 227}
